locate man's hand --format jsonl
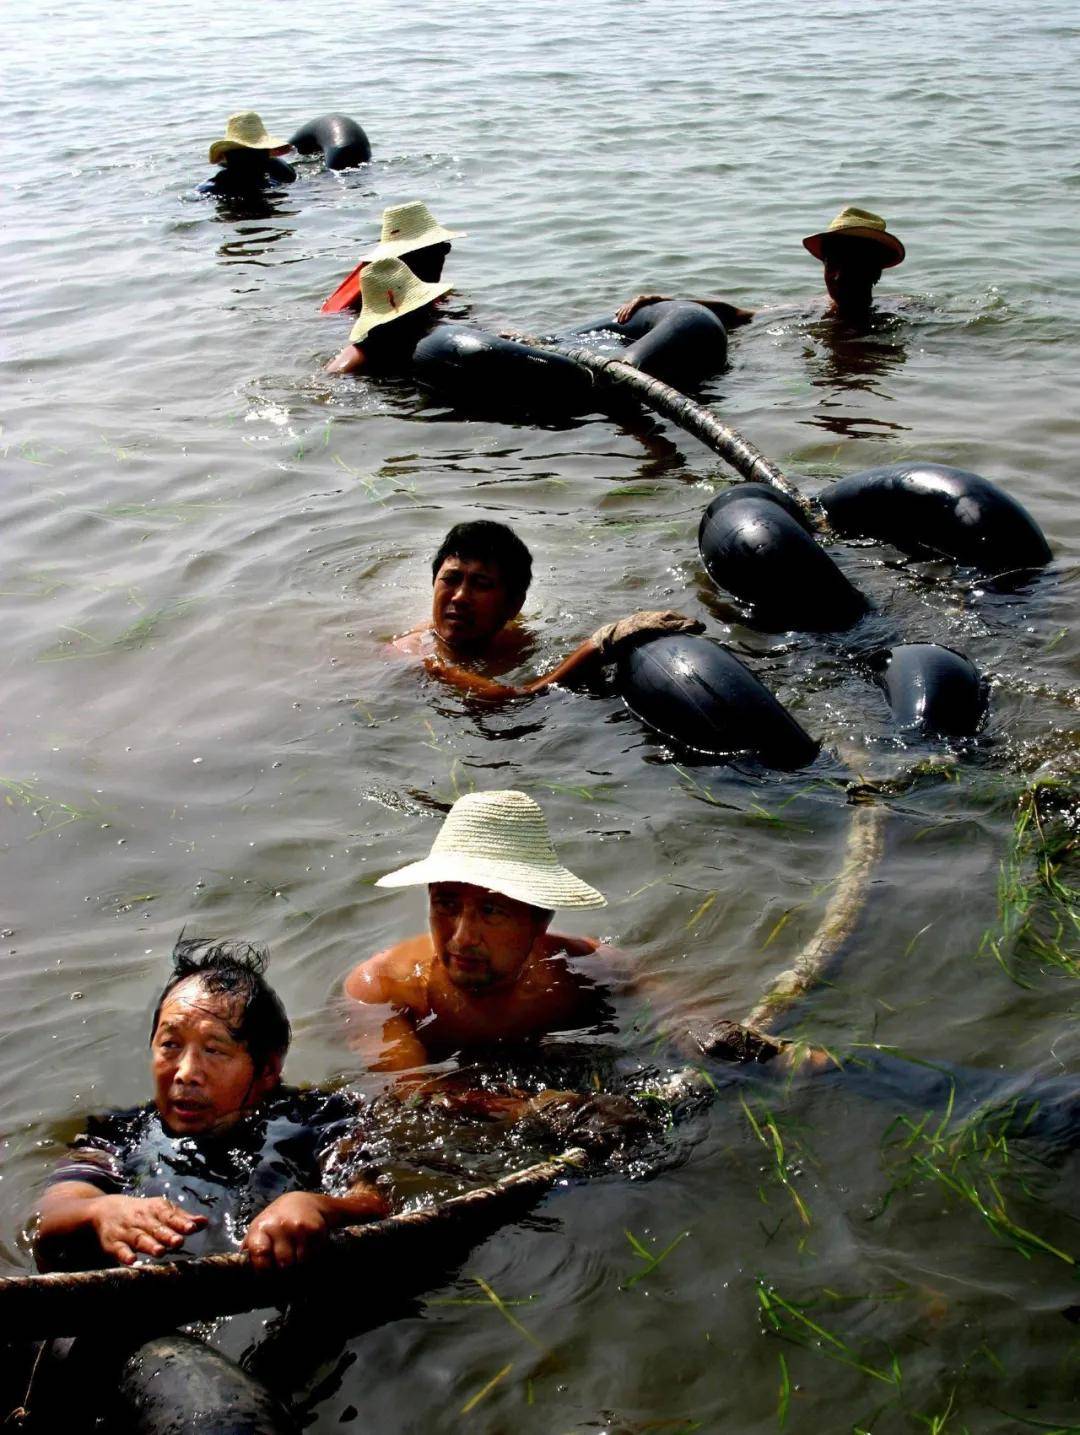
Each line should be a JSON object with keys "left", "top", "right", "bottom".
{"left": 615, "top": 294, "right": 668, "bottom": 323}
{"left": 590, "top": 610, "right": 705, "bottom": 661}
{"left": 242, "top": 1192, "right": 333, "bottom": 1271}
{"left": 87, "top": 1194, "right": 206, "bottom": 1266}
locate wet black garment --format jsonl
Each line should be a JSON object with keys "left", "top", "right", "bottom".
{"left": 46, "top": 1087, "right": 365, "bottom": 1259}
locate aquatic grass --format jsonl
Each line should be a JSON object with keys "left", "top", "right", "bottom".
{"left": 756, "top": 1280, "right": 903, "bottom": 1389}
{"left": 739, "top": 1094, "right": 812, "bottom": 1230}
{"left": 37, "top": 599, "right": 202, "bottom": 662}
{"left": 978, "top": 778, "right": 1080, "bottom": 985}
{"left": 621, "top": 1227, "right": 690, "bottom": 1289}
{"left": 876, "top": 1090, "right": 1075, "bottom": 1266}
{"left": 331, "top": 451, "right": 422, "bottom": 505}
{"left": 460, "top": 1361, "right": 513, "bottom": 1414}
{"left": 469, "top": 1274, "right": 546, "bottom": 1350}
{"left": 0, "top": 777, "right": 108, "bottom": 837}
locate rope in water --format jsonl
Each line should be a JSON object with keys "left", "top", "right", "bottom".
{"left": 0, "top": 1148, "right": 586, "bottom": 1340}
{"left": 559, "top": 346, "right": 816, "bottom": 522}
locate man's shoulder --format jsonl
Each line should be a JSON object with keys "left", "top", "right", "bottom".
{"left": 344, "top": 934, "right": 433, "bottom": 1005}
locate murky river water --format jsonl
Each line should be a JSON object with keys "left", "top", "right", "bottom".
{"left": 3, "top": 0, "right": 1080, "bottom": 1429}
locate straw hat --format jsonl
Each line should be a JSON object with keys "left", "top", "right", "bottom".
{"left": 376, "top": 790, "right": 607, "bottom": 910}
{"left": 346, "top": 257, "right": 451, "bottom": 345}
{"left": 361, "top": 202, "right": 467, "bottom": 262}
{"left": 802, "top": 206, "right": 905, "bottom": 267}
{"left": 209, "top": 111, "right": 287, "bottom": 165}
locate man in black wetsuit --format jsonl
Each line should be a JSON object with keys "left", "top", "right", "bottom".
{"left": 34, "top": 936, "right": 385, "bottom": 1273}
{"left": 198, "top": 110, "right": 296, "bottom": 197}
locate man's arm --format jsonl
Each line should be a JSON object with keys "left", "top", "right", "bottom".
{"left": 241, "top": 1182, "right": 389, "bottom": 1271}
{"left": 616, "top": 294, "right": 756, "bottom": 326}
{"left": 421, "top": 611, "right": 705, "bottom": 700}
{"left": 343, "top": 947, "right": 433, "bottom": 1072}
{"left": 325, "top": 343, "right": 366, "bottom": 375}
{"left": 35, "top": 1182, "right": 207, "bottom": 1269}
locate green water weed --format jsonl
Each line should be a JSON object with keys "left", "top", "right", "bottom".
{"left": 739, "top": 1094, "right": 813, "bottom": 1231}
{"left": 621, "top": 1227, "right": 690, "bottom": 1289}
{"left": 978, "top": 778, "right": 1080, "bottom": 985}
{"left": 0, "top": 777, "right": 107, "bottom": 837}
{"left": 756, "top": 1280, "right": 902, "bottom": 1388}
{"left": 877, "top": 1091, "right": 1073, "bottom": 1266}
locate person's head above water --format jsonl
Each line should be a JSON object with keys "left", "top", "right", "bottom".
{"left": 802, "top": 206, "right": 905, "bottom": 321}
{"left": 322, "top": 202, "right": 466, "bottom": 313}
{"left": 376, "top": 790, "right": 606, "bottom": 994}
{"left": 208, "top": 110, "right": 292, "bottom": 166}
{"left": 344, "top": 257, "right": 451, "bottom": 348}
{"left": 363, "top": 201, "right": 466, "bottom": 282}
{"left": 149, "top": 936, "right": 290, "bottom": 1137}
{"left": 429, "top": 520, "right": 533, "bottom": 653}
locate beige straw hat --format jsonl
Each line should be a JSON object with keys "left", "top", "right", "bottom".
{"left": 347, "top": 257, "right": 451, "bottom": 345}
{"left": 802, "top": 206, "right": 905, "bottom": 267}
{"left": 209, "top": 111, "right": 287, "bottom": 165}
{"left": 361, "top": 202, "right": 467, "bottom": 262}
{"left": 376, "top": 790, "right": 607, "bottom": 910}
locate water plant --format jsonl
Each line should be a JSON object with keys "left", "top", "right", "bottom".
{"left": 876, "top": 1087, "right": 1073, "bottom": 1266}
{"left": 978, "top": 777, "right": 1080, "bottom": 985}
{"left": 739, "top": 1094, "right": 814, "bottom": 1235}
{"left": 621, "top": 1227, "right": 690, "bottom": 1290}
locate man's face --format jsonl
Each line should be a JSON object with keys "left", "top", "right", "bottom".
{"left": 151, "top": 976, "right": 279, "bottom": 1136}
{"left": 429, "top": 883, "right": 551, "bottom": 993}
{"left": 822, "top": 238, "right": 883, "bottom": 317}
{"left": 431, "top": 556, "right": 521, "bottom": 652}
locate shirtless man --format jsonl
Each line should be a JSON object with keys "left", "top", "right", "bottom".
{"left": 344, "top": 790, "right": 609, "bottom": 1072}
{"left": 393, "top": 519, "right": 702, "bottom": 699}
{"left": 616, "top": 205, "right": 905, "bottom": 329}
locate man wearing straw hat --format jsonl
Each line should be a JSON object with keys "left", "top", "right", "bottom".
{"left": 321, "top": 201, "right": 466, "bottom": 316}
{"left": 344, "top": 791, "right": 611, "bottom": 1070}
{"left": 324, "top": 255, "right": 451, "bottom": 376}
{"left": 616, "top": 205, "right": 905, "bottom": 329}
{"left": 200, "top": 110, "right": 296, "bottom": 196}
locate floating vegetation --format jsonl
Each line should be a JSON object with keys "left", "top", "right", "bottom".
{"left": 978, "top": 777, "right": 1080, "bottom": 985}
{"left": 460, "top": 1361, "right": 513, "bottom": 1415}
{"left": 756, "top": 1280, "right": 902, "bottom": 1388}
{"left": 621, "top": 1227, "right": 690, "bottom": 1290}
{"left": 0, "top": 777, "right": 107, "bottom": 838}
{"left": 37, "top": 599, "right": 202, "bottom": 662}
{"left": 332, "top": 452, "right": 422, "bottom": 505}
{"left": 739, "top": 1095, "right": 813, "bottom": 1235}
{"left": 877, "top": 1089, "right": 1073, "bottom": 1266}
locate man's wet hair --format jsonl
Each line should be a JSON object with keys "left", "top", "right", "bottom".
{"left": 150, "top": 936, "right": 291, "bottom": 1073}
{"left": 431, "top": 521, "right": 533, "bottom": 601}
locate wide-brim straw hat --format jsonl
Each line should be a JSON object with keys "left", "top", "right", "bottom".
{"left": 376, "top": 790, "right": 607, "bottom": 910}
{"left": 209, "top": 111, "right": 287, "bottom": 165}
{"left": 347, "top": 257, "right": 451, "bottom": 345}
{"left": 802, "top": 206, "right": 905, "bottom": 267}
{"left": 361, "top": 201, "right": 467, "bottom": 262}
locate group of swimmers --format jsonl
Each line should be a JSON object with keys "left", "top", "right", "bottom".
{"left": 17, "top": 107, "right": 1041, "bottom": 1430}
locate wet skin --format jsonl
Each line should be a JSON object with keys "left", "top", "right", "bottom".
{"left": 35, "top": 978, "right": 386, "bottom": 1269}
{"left": 430, "top": 556, "right": 524, "bottom": 654}
{"left": 344, "top": 882, "right": 603, "bottom": 1071}
{"left": 152, "top": 977, "right": 280, "bottom": 1136}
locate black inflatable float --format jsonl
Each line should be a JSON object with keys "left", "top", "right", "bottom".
{"left": 412, "top": 323, "right": 597, "bottom": 416}
{"left": 567, "top": 300, "right": 728, "bottom": 389}
{"left": 869, "top": 643, "right": 987, "bottom": 738}
{"left": 118, "top": 1333, "right": 297, "bottom": 1435}
{"left": 698, "top": 484, "right": 869, "bottom": 632}
{"left": 820, "top": 463, "right": 1051, "bottom": 575}
{"left": 288, "top": 113, "right": 371, "bottom": 170}
{"left": 618, "top": 634, "right": 820, "bottom": 770}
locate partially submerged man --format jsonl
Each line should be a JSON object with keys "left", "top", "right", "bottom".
{"left": 344, "top": 790, "right": 610, "bottom": 1071}
{"left": 392, "top": 518, "right": 703, "bottom": 698}
{"left": 321, "top": 200, "right": 466, "bottom": 316}
{"left": 199, "top": 110, "right": 296, "bottom": 197}
{"left": 324, "top": 256, "right": 451, "bottom": 376}
{"left": 616, "top": 205, "right": 905, "bottom": 328}
{"left": 35, "top": 937, "right": 386, "bottom": 1273}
